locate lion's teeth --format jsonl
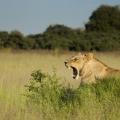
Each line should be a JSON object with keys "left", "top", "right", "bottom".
{"left": 75, "top": 75, "right": 79, "bottom": 80}
{"left": 68, "top": 67, "right": 70, "bottom": 69}
{"left": 71, "top": 75, "right": 75, "bottom": 77}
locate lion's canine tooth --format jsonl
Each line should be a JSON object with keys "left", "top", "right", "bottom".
{"left": 75, "top": 75, "right": 79, "bottom": 80}
{"left": 68, "top": 66, "right": 70, "bottom": 69}
{"left": 71, "top": 75, "right": 75, "bottom": 77}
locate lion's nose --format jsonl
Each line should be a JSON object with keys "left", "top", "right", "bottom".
{"left": 64, "top": 61, "right": 68, "bottom": 64}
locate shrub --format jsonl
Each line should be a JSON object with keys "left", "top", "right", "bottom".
{"left": 25, "top": 67, "right": 65, "bottom": 111}
{"left": 25, "top": 68, "right": 120, "bottom": 119}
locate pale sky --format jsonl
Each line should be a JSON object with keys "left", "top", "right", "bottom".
{"left": 0, "top": 0, "right": 120, "bottom": 35}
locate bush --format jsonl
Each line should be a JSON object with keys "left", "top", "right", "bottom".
{"left": 25, "top": 67, "right": 65, "bottom": 110}
{"left": 25, "top": 68, "right": 120, "bottom": 119}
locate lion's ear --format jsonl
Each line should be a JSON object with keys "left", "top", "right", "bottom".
{"left": 84, "top": 53, "right": 93, "bottom": 60}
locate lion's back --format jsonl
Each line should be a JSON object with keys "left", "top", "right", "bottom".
{"left": 82, "top": 58, "right": 120, "bottom": 83}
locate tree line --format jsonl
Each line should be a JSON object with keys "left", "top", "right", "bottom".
{"left": 0, "top": 5, "right": 120, "bottom": 51}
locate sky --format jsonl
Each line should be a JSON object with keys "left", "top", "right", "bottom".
{"left": 0, "top": 0, "right": 120, "bottom": 36}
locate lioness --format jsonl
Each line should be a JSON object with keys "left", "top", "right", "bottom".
{"left": 64, "top": 53, "right": 120, "bottom": 84}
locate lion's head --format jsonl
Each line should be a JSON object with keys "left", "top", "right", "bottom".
{"left": 64, "top": 53, "right": 93, "bottom": 80}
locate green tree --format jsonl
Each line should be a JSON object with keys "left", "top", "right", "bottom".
{"left": 0, "top": 31, "right": 9, "bottom": 48}
{"left": 27, "top": 34, "right": 44, "bottom": 49}
{"left": 42, "top": 24, "right": 82, "bottom": 50}
{"left": 85, "top": 5, "right": 120, "bottom": 32}
{"left": 5, "top": 30, "right": 24, "bottom": 49}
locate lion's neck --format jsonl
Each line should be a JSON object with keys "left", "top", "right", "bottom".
{"left": 80, "top": 58, "right": 108, "bottom": 83}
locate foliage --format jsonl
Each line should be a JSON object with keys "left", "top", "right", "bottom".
{"left": 0, "top": 4, "right": 120, "bottom": 51}
{"left": 0, "top": 31, "right": 9, "bottom": 48}
{"left": 25, "top": 67, "right": 65, "bottom": 111}
{"left": 85, "top": 5, "right": 120, "bottom": 32}
{"left": 25, "top": 68, "right": 120, "bottom": 119}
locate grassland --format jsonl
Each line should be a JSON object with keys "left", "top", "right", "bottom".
{"left": 0, "top": 50, "right": 120, "bottom": 120}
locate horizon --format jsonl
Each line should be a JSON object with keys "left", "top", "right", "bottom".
{"left": 0, "top": 0, "right": 120, "bottom": 35}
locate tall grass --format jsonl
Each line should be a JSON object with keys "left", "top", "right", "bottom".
{"left": 24, "top": 68, "right": 120, "bottom": 120}
{"left": 0, "top": 50, "right": 120, "bottom": 120}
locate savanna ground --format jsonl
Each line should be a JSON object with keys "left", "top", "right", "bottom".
{"left": 0, "top": 49, "right": 120, "bottom": 120}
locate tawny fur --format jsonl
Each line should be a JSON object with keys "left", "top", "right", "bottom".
{"left": 64, "top": 53, "right": 120, "bottom": 84}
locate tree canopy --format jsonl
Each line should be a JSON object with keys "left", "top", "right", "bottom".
{"left": 0, "top": 4, "right": 120, "bottom": 52}
{"left": 85, "top": 5, "right": 120, "bottom": 32}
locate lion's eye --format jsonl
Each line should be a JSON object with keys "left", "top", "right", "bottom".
{"left": 74, "top": 58, "right": 78, "bottom": 61}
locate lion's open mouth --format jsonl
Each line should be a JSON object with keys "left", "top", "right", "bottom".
{"left": 71, "top": 67, "right": 78, "bottom": 79}
{"left": 64, "top": 62, "right": 79, "bottom": 80}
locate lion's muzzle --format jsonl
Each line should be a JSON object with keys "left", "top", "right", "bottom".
{"left": 64, "top": 61, "right": 79, "bottom": 80}
{"left": 64, "top": 61, "right": 67, "bottom": 65}
{"left": 64, "top": 61, "right": 69, "bottom": 67}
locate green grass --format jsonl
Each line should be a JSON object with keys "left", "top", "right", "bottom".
{"left": 24, "top": 69, "right": 120, "bottom": 120}
{"left": 0, "top": 50, "right": 120, "bottom": 120}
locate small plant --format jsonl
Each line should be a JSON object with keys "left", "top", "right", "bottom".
{"left": 25, "top": 67, "right": 81, "bottom": 112}
{"left": 25, "top": 67, "right": 62, "bottom": 104}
